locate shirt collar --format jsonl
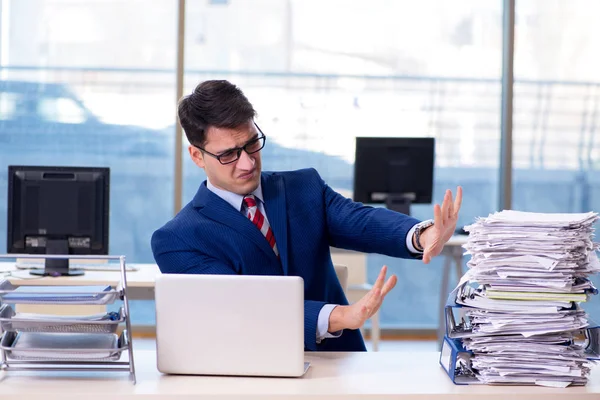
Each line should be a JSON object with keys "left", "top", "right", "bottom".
{"left": 206, "top": 179, "right": 264, "bottom": 212}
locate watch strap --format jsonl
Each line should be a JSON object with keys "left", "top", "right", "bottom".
{"left": 415, "top": 219, "right": 434, "bottom": 252}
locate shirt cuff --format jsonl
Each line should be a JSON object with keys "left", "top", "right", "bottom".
{"left": 405, "top": 222, "right": 423, "bottom": 255}
{"left": 316, "top": 304, "right": 343, "bottom": 343}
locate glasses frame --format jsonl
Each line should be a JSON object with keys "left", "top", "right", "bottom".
{"left": 194, "top": 124, "right": 267, "bottom": 165}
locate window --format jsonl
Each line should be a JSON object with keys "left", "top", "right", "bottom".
{"left": 183, "top": 0, "right": 503, "bottom": 329}
{"left": 0, "top": 0, "right": 177, "bottom": 326}
{"left": 4, "top": 1, "right": 585, "bottom": 333}
{"left": 513, "top": 0, "right": 600, "bottom": 323}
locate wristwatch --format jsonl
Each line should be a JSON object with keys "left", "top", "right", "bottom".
{"left": 414, "top": 219, "right": 434, "bottom": 252}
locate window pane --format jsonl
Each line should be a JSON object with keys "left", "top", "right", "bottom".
{"left": 38, "top": 97, "right": 87, "bottom": 124}
{"left": 514, "top": 0, "right": 600, "bottom": 323}
{"left": 183, "top": 0, "right": 502, "bottom": 329}
{"left": 0, "top": 0, "right": 177, "bottom": 326}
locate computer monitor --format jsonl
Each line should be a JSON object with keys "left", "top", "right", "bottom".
{"left": 7, "top": 166, "right": 110, "bottom": 276}
{"left": 353, "top": 137, "right": 434, "bottom": 215}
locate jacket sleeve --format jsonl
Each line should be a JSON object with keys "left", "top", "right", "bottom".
{"left": 308, "top": 169, "right": 422, "bottom": 258}
{"left": 151, "top": 227, "right": 326, "bottom": 351}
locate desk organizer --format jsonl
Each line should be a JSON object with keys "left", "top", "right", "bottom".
{"left": 0, "top": 254, "right": 136, "bottom": 383}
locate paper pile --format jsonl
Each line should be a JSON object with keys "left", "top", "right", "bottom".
{"left": 456, "top": 210, "right": 600, "bottom": 387}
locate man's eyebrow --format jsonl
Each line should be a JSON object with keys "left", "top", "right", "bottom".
{"left": 215, "top": 133, "right": 259, "bottom": 155}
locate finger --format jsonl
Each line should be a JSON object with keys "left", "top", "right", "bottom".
{"left": 433, "top": 203, "right": 442, "bottom": 227}
{"left": 360, "top": 284, "right": 378, "bottom": 306}
{"left": 359, "top": 285, "right": 375, "bottom": 305}
{"left": 381, "top": 274, "right": 398, "bottom": 296}
{"left": 366, "top": 288, "right": 382, "bottom": 306}
{"left": 369, "top": 299, "right": 384, "bottom": 319}
{"left": 363, "top": 288, "right": 381, "bottom": 316}
{"left": 454, "top": 186, "right": 463, "bottom": 217}
{"left": 370, "top": 285, "right": 390, "bottom": 317}
{"left": 442, "top": 190, "right": 451, "bottom": 223}
{"left": 373, "top": 265, "right": 387, "bottom": 291}
{"left": 448, "top": 191, "right": 454, "bottom": 218}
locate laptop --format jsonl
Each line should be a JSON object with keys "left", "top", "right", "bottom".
{"left": 154, "top": 274, "right": 309, "bottom": 377}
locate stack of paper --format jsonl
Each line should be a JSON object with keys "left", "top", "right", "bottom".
{"left": 455, "top": 210, "right": 600, "bottom": 387}
{"left": 463, "top": 334, "right": 593, "bottom": 387}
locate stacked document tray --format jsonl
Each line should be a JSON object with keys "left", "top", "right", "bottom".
{"left": 0, "top": 331, "right": 129, "bottom": 361}
{"left": 0, "top": 303, "right": 125, "bottom": 333}
{"left": 0, "top": 254, "right": 136, "bottom": 383}
{"left": 441, "top": 211, "right": 600, "bottom": 387}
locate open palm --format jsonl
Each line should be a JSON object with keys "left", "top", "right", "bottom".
{"left": 421, "top": 187, "right": 463, "bottom": 264}
{"left": 334, "top": 265, "right": 397, "bottom": 331}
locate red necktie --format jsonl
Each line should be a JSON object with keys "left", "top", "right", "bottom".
{"left": 243, "top": 195, "right": 279, "bottom": 256}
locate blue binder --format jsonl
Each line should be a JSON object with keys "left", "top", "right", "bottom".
{"left": 441, "top": 327, "right": 600, "bottom": 385}
{"left": 443, "top": 283, "right": 474, "bottom": 339}
{"left": 441, "top": 281, "right": 600, "bottom": 385}
{"left": 439, "top": 335, "right": 480, "bottom": 385}
{"left": 583, "top": 325, "right": 600, "bottom": 360}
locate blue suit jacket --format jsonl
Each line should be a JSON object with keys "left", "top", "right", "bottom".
{"left": 151, "top": 168, "right": 421, "bottom": 351}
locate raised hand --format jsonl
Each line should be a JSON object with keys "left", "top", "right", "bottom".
{"left": 328, "top": 265, "right": 397, "bottom": 332}
{"left": 420, "top": 186, "right": 463, "bottom": 264}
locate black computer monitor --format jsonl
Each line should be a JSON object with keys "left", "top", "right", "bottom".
{"left": 353, "top": 137, "right": 434, "bottom": 215}
{"left": 7, "top": 166, "right": 110, "bottom": 276}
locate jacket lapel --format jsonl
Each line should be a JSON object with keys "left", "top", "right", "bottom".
{"left": 262, "top": 173, "right": 289, "bottom": 275}
{"left": 192, "top": 183, "right": 278, "bottom": 261}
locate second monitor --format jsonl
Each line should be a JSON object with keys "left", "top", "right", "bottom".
{"left": 7, "top": 166, "right": 110, "bottom": 277}
{"left": 353, "top": 137, "right": 434, "bottom": 215}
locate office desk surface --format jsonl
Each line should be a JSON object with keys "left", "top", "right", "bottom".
{"left": 0, "top": 262, "right": 160, "bottom": 288}
{"left": 0, "top": 351, "right": 598, "bottom": 399}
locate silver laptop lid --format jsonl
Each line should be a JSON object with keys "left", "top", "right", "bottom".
{"left": 155, "top": 274, "right": 305, "bottom": 377}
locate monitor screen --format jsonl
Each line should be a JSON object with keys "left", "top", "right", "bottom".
{"left": 7, "top": 166, "right": 110, "bottom": 276}
{"left": 353, "top": 137, "right": 434, "bottom": 215}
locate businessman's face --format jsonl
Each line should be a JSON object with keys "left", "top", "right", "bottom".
{"left": 189, "top": 120, "right": 263, "bottom": 195}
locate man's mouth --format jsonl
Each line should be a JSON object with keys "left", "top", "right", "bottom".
{"left": 238, "top": 169, "right": 255, "bottom": 179}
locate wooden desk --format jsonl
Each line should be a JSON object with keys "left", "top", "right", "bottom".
{"left": 0, "top": 350, "right": 598, "bottom": 399}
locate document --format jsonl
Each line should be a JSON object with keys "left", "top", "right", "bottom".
{"left": 448, "top": 210, "right": 599, "bottom": 386}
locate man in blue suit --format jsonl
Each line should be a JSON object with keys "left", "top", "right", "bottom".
{"left": 151, "top": 80, "right": 463, "bottom": 352}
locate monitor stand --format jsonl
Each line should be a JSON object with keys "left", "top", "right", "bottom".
{"left": 385, "top": 193, "right": 415, "bottom": 215}
{"left": 29, "top": 239, "right": 85, "bottom": 277}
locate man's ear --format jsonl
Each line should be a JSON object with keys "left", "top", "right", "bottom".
{"left": 188, "top": 145, "right": 206, "bottom": 169}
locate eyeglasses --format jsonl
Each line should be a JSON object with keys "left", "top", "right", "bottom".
{"left": 194, "top": 125, "right": 267, "bottom": 165}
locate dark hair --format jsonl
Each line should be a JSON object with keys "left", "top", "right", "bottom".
{"left": 178, "top": 80, "right": 256, "bottom": 147}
